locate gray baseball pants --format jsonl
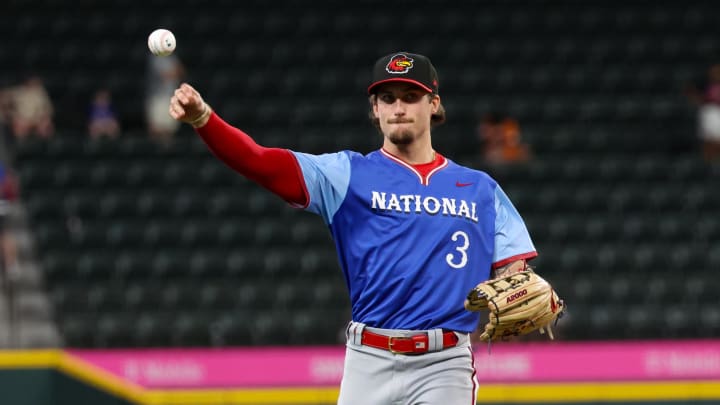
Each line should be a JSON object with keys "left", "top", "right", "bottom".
{"left": 337, "top": 322, "right": 478, "bottom": 405}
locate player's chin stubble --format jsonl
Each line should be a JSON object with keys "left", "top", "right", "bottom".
{"left": 383, "top": 117, "right": 416, "bottom": 145}
{"left": 387, "top": 129, "right": 415, "bottom": 145}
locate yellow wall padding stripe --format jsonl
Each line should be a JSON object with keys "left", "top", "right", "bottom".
{"left": 142, "top": 387, "right": 340, "bottom": 405}
{"left": 57, "top": 351, "right": 146, "bottom": 403}
{"left": 0, "top": 350, "right": 145, "bottom": 404}
{"left": 145, "top": 381, "right": 720, "bottom": 405}
{"left": 0, "top": 350, "right": 59, "bottom": 368}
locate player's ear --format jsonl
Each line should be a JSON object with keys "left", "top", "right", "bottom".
{"left": 368, "top": 94, "right": 381, "bottom": 128}
{"left": 371, "top": 95, "right": 380, "bottom": 118}
{"left": 430, "top": 95, "right": 441, "bottom": 114}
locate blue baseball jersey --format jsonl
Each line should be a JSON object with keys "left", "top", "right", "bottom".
{"left": 292, "top": 149, "right": 536, "bottom": 333}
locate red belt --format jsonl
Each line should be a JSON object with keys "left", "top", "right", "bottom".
{"left": 361, "top": 329, "right": 459, "bottom": 355}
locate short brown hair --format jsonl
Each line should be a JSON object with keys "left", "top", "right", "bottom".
{"left": 367, "top": 94, "right": 446, "bottom": 130}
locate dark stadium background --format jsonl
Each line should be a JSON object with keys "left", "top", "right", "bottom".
{"left": 1, "top": 0, "right": 719, "bottom": 404}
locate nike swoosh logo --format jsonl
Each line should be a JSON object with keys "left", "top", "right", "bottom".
{"left": 456, "top": 181, "right": 473, "bottom": 187}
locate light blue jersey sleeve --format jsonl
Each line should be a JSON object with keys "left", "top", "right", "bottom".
{"left": 292, "top": 151, "right": 352, "bottom": 224}
{"left": 493, "top": 185, "right": 536, "bottom": 264}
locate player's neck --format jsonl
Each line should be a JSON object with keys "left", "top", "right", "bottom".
{"left": 382, "top": 141, "right": 435, "bottom": 165}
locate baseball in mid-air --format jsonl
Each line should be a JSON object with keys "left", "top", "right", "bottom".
{"left": 147, "top": 28, "right": 176, "bottom": 56}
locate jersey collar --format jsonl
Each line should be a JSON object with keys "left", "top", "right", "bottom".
{"left": 380, "top": 148, "right": 448, "bottom": 186}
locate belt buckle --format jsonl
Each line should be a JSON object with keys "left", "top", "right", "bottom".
{"left": 387, "top": 335, "right": 428, "bottom": 354}
{"left": 388, "top": 336, "right": 399, "bottom": 354}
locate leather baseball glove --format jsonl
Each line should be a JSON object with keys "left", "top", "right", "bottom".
{"left": 464, "top": 270, "right": 565, "bottom": 342}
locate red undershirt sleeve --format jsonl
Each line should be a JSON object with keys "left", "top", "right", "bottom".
{"left": 492, "top": 252, "right": 538, "bottom": 269}
{"left": 194, "top": 112, "right": 308, "bottom": 207}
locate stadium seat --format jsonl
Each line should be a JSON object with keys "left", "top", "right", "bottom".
{"left": 87, "top": 283, "right": 126, "bottom": 313}
{"left": 99, "top": 193, "right": 136, "bottom": 218}
{"left": 187, "top": 250, "right": 228, "bottom": 279}
{"left": 197, "top": 282, "right": 239, "bottom": 311}
{"left": 75, "top": 251, "right": 116, "bottom": 281}
{"left": 124, "top": 282, "right": 164, "bottom": 312}
{"left": 236, "top": 281, "right": 275, "bottom": 310}
{"left": 171, "top": 193, "right": 208, "bottom": 218}
{"left": 299, "top": 249, "right": 341, "bottom": 279}
{"left": 143, "top": 221, "right": 182, "bottom": 248}
{"left": 50, "top": 283, "right": 89, "bottom": 314}
{"left": 133, "top": 312, "right": 173, "bottom": 347}
{"left": 171, "top": 313, "right": 212, "bottom": 347}
{"left": 249, "top": 310, "right": 292, "bottom": 345}
{"left": 179, "top": 222, "right": 217, "bottom": 248}
{"left": 148, "top": 249, "right": 192, "bottom": 279}
{"left": 589, "top": 305, "right": 626, "bottom": 340}
{"left": 626, "top": 305, "right": 663, "bottom": 339}
{"left": 311, "top": 279, "right": 349, "bottom": 309}
{"left": 42, "top": 251, "right": 77, "bottom": 282}
{"left": 546, "top": 216, "right": 585, "bottom": 243}
{"left": 262, "top": 247, "right": 301, "bottom": 278}
{"left": 700, "top": 307, "right": 720, "bottom": 337}
{"left": 697, "top": 217, "right": 720, "bottom": 243}
{"left": 136, "top": 192, "right": 173, "bottom": 219}
{"left": 224, "top": 250, "right": 265, "bottom": 280}
{"left": 94, "top": 313, "right": 136, "bottom": 348}
{"left": 208, "top": 311, "right": 255, "bottom": 346}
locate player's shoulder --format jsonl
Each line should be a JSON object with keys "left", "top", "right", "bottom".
{"left": 444, "top": 158, "right": 498, "bottom": 186}
{"left": 293, "top": 149, "right": 357, "bottom": 161}
{"left": 291, "top": 149, "right": 376, "bottom": 173}
{"left": 340, "top": 149, "right": 385, "bottom": 164}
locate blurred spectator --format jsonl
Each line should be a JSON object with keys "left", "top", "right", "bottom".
{"left": 0, "top": 76, "right": 54, "bottom": 140}
{"left": 145, "top": 54, "right": 185, "bottom": 143}
{"left": 477, "top": 111, "right": 531, "bottom": 165}
{"left": 685, "top": 63, "right": 720, "bottom": 162}
{"left": 88, "top": 89, "right": 121, "bottom": 139}
{"left": 0, "top": 162, "right": 19, "bottom": 278}
{"left": 0, "top": 87, "right": 10, "bottom": 136}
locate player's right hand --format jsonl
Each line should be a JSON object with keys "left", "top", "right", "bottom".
{"left": 169, "top": 83, "right": 212, "bottom": 128}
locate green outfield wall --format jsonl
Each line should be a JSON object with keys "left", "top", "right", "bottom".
{"left": 0, "top": 369, "right": 134, "bottom": 405}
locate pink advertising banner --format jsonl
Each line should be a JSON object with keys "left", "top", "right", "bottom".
{"left": 69, "top": 340, "right": 720, "bottom": 389}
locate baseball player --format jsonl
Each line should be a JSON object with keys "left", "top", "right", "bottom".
{"left": 169, "top": 52, "right": 538, "bottom": 405}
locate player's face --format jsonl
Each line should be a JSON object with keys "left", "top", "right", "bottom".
{"left": 373, "top": 84, "right": 439, "bottom": 145}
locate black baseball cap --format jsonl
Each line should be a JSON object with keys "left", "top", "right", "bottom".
{"left": 367, "top": 52, "right": 439, "bottom": 95}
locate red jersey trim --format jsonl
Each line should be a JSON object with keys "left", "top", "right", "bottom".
{"left": 468, "top": 346, "right": 478, "bottom": 405}
{"left": 379, "top": 148, "right": 448, "bottom": 186}
{"left": 492, "top": 251, "right": 538, "bottom": 269}
{"left": 287, "top": 150, "right": 310, "bottom": 209}
{"left": 424, "top": 159, "right": 448, "bottom": 185}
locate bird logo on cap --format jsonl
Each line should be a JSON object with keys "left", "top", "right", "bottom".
{"left": 385, "top": 54, "right": 414, "bottom": 74}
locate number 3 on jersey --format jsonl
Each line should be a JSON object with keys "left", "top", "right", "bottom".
{"left": 446, "top": 230, "right": 469, "bottom": 269}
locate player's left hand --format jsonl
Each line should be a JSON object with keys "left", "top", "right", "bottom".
{"left": 464, "top": 270, "right": 565, "bottom": 342}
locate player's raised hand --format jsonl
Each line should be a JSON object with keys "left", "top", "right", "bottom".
{"left": 169, "top": 83, "right": 212, "bottom": 128}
